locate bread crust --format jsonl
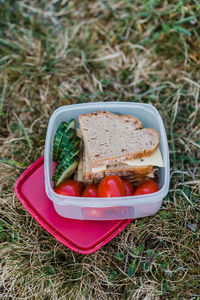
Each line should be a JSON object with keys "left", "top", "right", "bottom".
{"left": 78, "top": 110, "right": 143, "bottom": 129}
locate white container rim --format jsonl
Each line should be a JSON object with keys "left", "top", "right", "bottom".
{"left": 44, "top": 102, "right": 170, "bottom": 207}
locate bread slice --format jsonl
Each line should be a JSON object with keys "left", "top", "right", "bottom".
{"left": 79, "top": 111, "right": 159, "bottom": 168}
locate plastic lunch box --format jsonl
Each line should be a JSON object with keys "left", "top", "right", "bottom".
{"left": 44, "top": 102, "right": 170, "bottom": 220}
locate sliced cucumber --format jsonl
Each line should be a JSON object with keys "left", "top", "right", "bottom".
{"left": 61, "top": 148, "right": 80, "bottom": 165}
{"left": 65, "top": 119, "right": 76, "bottom": 132}
{"left": 53, "top": 149, "right": 80, "bottom": 180}
{"left": 54, "top": 157, "right": 79, "bottom": 187}
{"left": 58, "top": 136, "right": 81, "bottom": 163}
{"left": 57, "top": 128, "right": 75, "bottom": 159}
{"left": 53, "top": 122, "right": 68, "bottom": 162}
{"left": 53, "top": 120, "right": 76, "bottom": 162}
{"left": 68, "top": 147, "right": 80, "bottom": 159}
{"left": 52, "top": 119, "right": 81, "bottom": 185}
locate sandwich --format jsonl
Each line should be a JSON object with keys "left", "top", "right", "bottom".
{"left": 77, "top": 111, "right": 164, "bottom": 184}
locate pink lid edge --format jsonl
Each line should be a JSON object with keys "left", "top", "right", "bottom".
{"left": 14, "top": 156, "right": 132, "bottom": 254}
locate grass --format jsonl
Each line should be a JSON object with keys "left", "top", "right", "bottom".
{"left": 0, "top": 0, "right": 200, "bottom": 299}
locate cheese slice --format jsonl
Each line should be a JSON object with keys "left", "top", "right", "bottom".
{"left": 76, "top": 128, "right": 82, "bottom": 138}
{"left": 91, "top": 147, "right": 164, "bottom": 173}
{"left": 147, "top": 172, "right": 154, "bottom": 178}
{"left": 77, "top": 155, "right": 83, "bottom": 181}
{"left": 124, "top": 147, "right": 164, "bottom": 167}
{"left": 92, "top": 165, "right": 107, "bottom": 173}
{"left": 76, "top": 128, "right": 83, "bottom": 181}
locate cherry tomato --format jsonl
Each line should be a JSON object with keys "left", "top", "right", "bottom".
{"left": 97, "top": 175, "right": 126, "bottom": 197}
{"left": 134, "top": 180, "right": 160, "bottom": 196}
{"left": 54, "top": 180, "right": 82, "bottom": 196}
{"left": 123, "top": 180, "right": 134, "bottom": 196}
{"left": 82, "top": 184, "right": 98, "bottom": 197}
{"left": 83, "top": 207, "right": 105, "bottom": 218}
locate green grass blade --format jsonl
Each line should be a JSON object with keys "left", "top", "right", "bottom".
{"left": 0, "top": 159, "right": 25, "bottom": 166}
{"left": 136, "top": 85, "right": 166, "bottom": 100}
{"left": 174, "top": 16, "right": 196, "bottom": 25}
{"left": 14, "top": 113, "right": 32, "bottom": 150}
{"left": 0, "top": 77, "right": 7, "bottom": 117}
{"left": 0, "top": 38, "right": 20, "bottom": 50}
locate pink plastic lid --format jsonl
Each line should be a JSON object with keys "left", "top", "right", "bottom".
{"left": 14, "top": 156, "right": 132, "bottom": 254}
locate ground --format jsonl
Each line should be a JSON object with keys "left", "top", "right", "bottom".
{"left": 0, "top": 1, "right": 200, "bottom": 299}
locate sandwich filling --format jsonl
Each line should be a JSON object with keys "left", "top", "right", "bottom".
{"left": 91, "top": 147, "right": 163, "bottom": 173}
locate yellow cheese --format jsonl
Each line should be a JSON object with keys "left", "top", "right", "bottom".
{"left": 124, "top": 147, "right": 164, "bottom": 167}
{"left": 77, "top": 160, "right": 83, "bottom": 181}
{"left": 92, "top": 165, "right": 107, "bottom": 173}
{"left": 76, "top": 128, "right": 82, "bottom": 138}
{"left": 91, "top": 148, "right": 164, "bottom": 173}
{"left": 147, "top": 172, "right": 154, "bottom": 178}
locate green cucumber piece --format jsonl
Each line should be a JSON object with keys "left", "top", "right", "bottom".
{"left": 68, "top": 147, "right": 80, "bottom": 160}
{"left": 53, "top": 122, "right": 68, "bottom": 161}
{"left": 52, "top": 119, "right": 76, "bottom": 162}
{"left": 53, "top": 149, "right": 80, "bottom": 180}
{"left": 58, "top": 136, "right": 81, "bottom": 163}
{"left": 65, "top": 119, "right": 76, "bottom": 132}
{"left": 54, "top": 156, "right": 79, "bottom": 187}
{"left": 59, "top": 148, "right": 80, "bottom": 166}
{"left": 57, "top": 128, "right": 75, "bottom": 159}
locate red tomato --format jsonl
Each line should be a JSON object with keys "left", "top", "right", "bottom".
{"left": 82, "top": 184, "right": 98, "bottom": 197}
{"left": 54, "top": 180, "right": 82, "bottom": 196}
{"left": 123, "top": 180, "right": 134, "bottom": 196}
{"left": 97, "top": 175, "right": 126, "bottom": 197}
{"left": 134, "top": 180, "right": 160, "bottom": 196}
{"left": 83, "top": 207, "right": 105, "bottom": 218}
